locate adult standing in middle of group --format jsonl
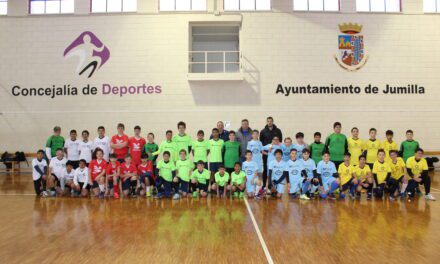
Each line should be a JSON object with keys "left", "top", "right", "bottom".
{"left": 260, "top": 117, "right": 283, "bottom": 188}
{"left": 210, "top": 121, "right": 229, "bottom": 142}
{"left": 236, "top": 119, "right": 253, "bottom": 162}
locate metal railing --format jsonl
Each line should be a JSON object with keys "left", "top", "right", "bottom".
{"left": 189, "top": 51, "right": 241, "bottom": 73}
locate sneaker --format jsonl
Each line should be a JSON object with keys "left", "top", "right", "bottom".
{"left": 192, "top": 191, "right": 198, "bottom": 198}
{"left": 300, "top": 194, "right": 310, "bottom": 200}
{"left": 234, "top": 192, "right": 239, "bottom": 198}
{"left": 50, "top": 190, "right": 57, "bottom": 197}
{"left": 114, "top": 192, "right": 120, "bottom": 199}
{"left": 131, "top": 193, "right": 137, "bottom": 198}
{"left": 173, "top": 193, "right": 181, "bottom": 200}
{"left": 239, "top": 192, "right": 244, "bottom": 198}
{"left": 349, "top": 193, "right": 355, "bottom": 200}
{"left": 328, "top": 194, "right": 336, "bottom": 200}
{"left": 146, "top": 190, "right": 151, "bottom": 197}
{"left": 367, "top": 193, "right": 372, "bottom": 200}
{"left": 425, "top": 194, "right": 436, "bottom": 201}
{"left": 291, "top": 193, "right": 297, "bottom": 199}
{"left": 41, "top": 191, "right": 48, "bottom": 198}
{"left": 99, "top": 192, "right": 104, "bottom": 199}
{"left": 339, "top": 193, "right": 346, "bottom": 200}
{"left": 309, "top": 193, "right": 315, "bottom": 199}
{"left": 389, "top": 196, "right": 395, "bottom": 201}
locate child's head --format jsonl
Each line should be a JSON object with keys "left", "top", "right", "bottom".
{"left": 245, "top": 150, "right": 253, "bottom": 161}
{"left": 97, "top": 126, "right": 105, "bottom": 137}
{"left": 177, "top": 121, "right": 186, "bottom": 134}
{"left": 134, "top": 125, "right": 141, "bottom": 136}
{"left": 351, "top": 127, "right": 359, "bottom": 138}
{"left": 79, "top": 159, "right": 86, "bottom": 168}
{"left": 163, "top": 151, "right": 171, "bottom": 162}
{"left": 165, "top": 130, "right": 173, "bottom": 140}
{"left": 415, "top": 148, "right": 424, "bottom": 159}
{"left": 36, "top": 149, "right": 44, "bottom": 160}
{"left": 196, "top": 160, "right": 205, "bottom": 170}
{"left": 94, "top": 148, "right": 103, "bottom": 160}
{"left": 197, "top": 130, "right": 205, "bottom": 140}
{"left": 212, "top": 128, "right": 219, "bottom": 139}
{"left": 141, "top": 153, "right": 149, "bottom": 163}
{"left": 229, "top": 130, "right": 236, "bottom": 141}
{"left": 53, "top": 126, "right": 61, "bottom": 136}
{"left": 109, "top": 153, "right": 117, "bottom": 163}
{"left": 284, "top": 137, "right": 292, "bottom": 147}
{"left": 56, "top": 148, "right": 64, "bottom": 159}
{"left": 218, "top": 164, "right": 226, "bottom": 174}
{"left": 70, "top": 129, "right": 77, "bottom": 140}
{"left": 234, "top": 162, "right": 241, "bottom": 172}
{"left": 179, "top": 149, "right": 187, "bottom": 160}
{"left": 389, "top": 150, "right": 398, "bottom": 161}
{"left": 295, "top": 132, "right": 304, "bottom": 144}
{"left": 377, "top": 149, "right": 385, "bottom": 161}
{"left": 82, "top": 130, "right": 89, "bottom": 140}
{"left": 117, "top": 123, "right": 125, "bottom": 135}
{"left": 369, "top": 128, "right": 377, "bottom": 139}
{"left": 274, "top": 149, "right": 283, "bottom": 160}
{"left": 359, "top": 155, "right": 366, "bottom": 166}
{"left": 333, "top": 122, "right": 342, "bottom": 133}
{"left": 66, "top": 161, "right": 73, "bottom": 172}
{"left": 386, "top": 130, "right": 394, "bottom": 141}
{"left": 344, "top": 153, "right": 351, "bottom": 163}
{"left": 322, "top": 152, "right": 330, "bottom": 162}
{"left": 406, "top": 130, "right": 414, "bottom": 140}
{"left": 252, "top": 129, "right": 259, "bottom": 140}
{"left": 302, "top": 148, "right": 310, "bottom": 160}
{"left": 272, "top": 136, "right": 280, "bottom": 145}
{"left": 314, "top": 132, "right": 321, "bottom": 142}
{"left": 290, "top": 149, "right": 297, "bottom": 160}
{"left": 125, "top": 154, "right": 132, "bottom": 164}
{"left": 147, "top": 132, "right": 155, "bottom": 143}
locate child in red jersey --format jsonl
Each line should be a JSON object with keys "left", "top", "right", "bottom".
{"left": 88, "top": 148, "right": 107, "bottom": 198}
{"left": 120, "top": 154, "right": 138, "bottom": 198}
{"left": 138, "top": 153, "right": 154, "bottom": 197}
{"left": 129, "top": 125, "right": 146, "bottom": 166}
{"left": 110, "top": 123, "right": 129, "bottom": 163}
{"left": 106, "top": 153, "right": 121, "bottom": 199}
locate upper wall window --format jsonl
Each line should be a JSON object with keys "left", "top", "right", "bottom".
{"left": 356, "top": 0, "right": 401, "bottom": 12}
{"left": 30, "top": 0, "right": 74, "bottom": 14}
{"left": 293, "top": 0, "right": 339, "bottom": 11}
{"left": 91, "top": 0, "right": 137, "bottom": 13}
{"left": 159, "top": 0, "right": 207, "bottom": 11}
{"left": 0, "top": 0, "right": 7, "bottom": 15}
{"left": 424, "top": 0, "right": 440, "bottom": 12}
{"left": 224, "top": 0, "right": 271, "bottom": 11}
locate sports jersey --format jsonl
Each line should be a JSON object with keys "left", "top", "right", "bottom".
{"left": 347, "top": 138, "right": 363, "bottom": 166}
{"left": 176, "top": 159, "right": 194, "bottom": 182}
{"left": 242, "top": 160, "right": 259, "bottom": 179}
{"left": 353, "top": 165, "right": 371, "bottom": 182}
{"left": 215, "top": 172, "right": 230, "bottom": 187}
{"left": 74, "top": 167, "right": 89, "bottom": 185}
{"left": 129, "top": 136, "right": 146, "bottom": 165}
{"left": 64, "top": 139, "right": 80, "bottom": 161}
{"left": 400, "top": 140, "right": 420, "bottom": 162}
{"left": 88, "top": 159, "right": 107, "bottom": 181}
{"left": 286, "top": 159, "right": 305, "bottom": 180}
{"left": 301, "top": 158, "right": 316, "bottom": 179}
{"left": 46, "top": 135, "right": 65, "bottom": 158}
{"left": 247, "top": 140, "right": 263, "bottom": 165}
{"left": 157, "top": 160, "right": 176, "bottom": 182}
{"left": 120, "top": 163, "right": 137, "bottom": 181}
{"left": 338, "top": 163, "right": 355, "bottom": 185}
{"left": 324, "top": 133, "right": 347, "bottom": 162}
{"left": 372, "top": 161, "right": 391, "bottom": 184}
{"left": 280, "top": 144, "right": 295, "bottom": 161}
{"left": 291, "top": 143, "right": 307, "bottom": 160}
{"left": 32, "top": 158, "right": 47, "bottom": 181}
{"left": 111, "top": 134, "right": 129, "bottom": 160}
{"left": 79, "top": 140, "right": 93, "bottom": 163}
{"left": 93, "top": 136, "right": 111, "bottom": 161}
{"left": 223, "top": 141, "right": 240, "bottom": 168}
{"left": 191, "top": 169, "right": 210, "bottom": 185}
{"left": 383, "top": 139, "right": 398, "bottom": 162}
{"left": 192, "top": 139, "right": 210, "bottom": 163}
{"left": 137, "top": 161, "right": 153, "bottom": 176}
{"left": 364, "top": 139, "right": 382, "bottom": 164}
{"left": 316, "top": 160, "right": 337, "bottom": 180}
{"left": 406, "top": 157, "right": 428, "bottom": 177}
{"left": 106, "top": 161, "right": 121, "bottom": 180}
{"left": 172, "top": 134, "right": 192, "bottom": 153}
{"left": 49, "top": 157, "right": 67, "bottom": 178}
{"left": 268, "top": 159, "right": 287, "bottom": 182}
{"left": 62, "top": 168, "right": 75, "bottom": 181}
{"left": 231, "top": 171, "right": 246, "bottom": 185}
{"left": 309, "top": 142, "right": 324, "bottom": 165}
{"left": 155, "top": 140, "right": 178, "bottom": 162}
{"left": 263, "top": 144, "right": 282, "bottom": 166}
{"left": 388, "top": 157, "right": 405, "bottom": 180}
{"left": 209, "top": 139, "right": 225, "bottom": 163}
{"left": 143, "top": 142, "right": 159, "bottom": 165}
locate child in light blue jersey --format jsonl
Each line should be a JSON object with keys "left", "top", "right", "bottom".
{"left": 263, "top": 136, "right": 282, "bottom": 170}
{"left": 268, "top": 149, "right": 288, "bottom": 198}
{"left": 242, "top": 150, "right": 262, "bottom": 199}
{"left": 316, "top": 152, "right": 339, "bottom": 199}
{"left": 300, "top": 149, "right": 319, "bottom": 198}
{"left": 286, "top": 149, "right": 310, "bottom": 200}
{"left": 247, "top": 130, "right": 264, "bottom": 175}
{"left": 292, "top": 132, "right": 308, "bottom": 159}
{"left": 281, "top": 137, "right": 295, "bottom": 161}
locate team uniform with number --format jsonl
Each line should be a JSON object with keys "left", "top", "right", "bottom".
{"left": 269, "top": 159, "right": 287, "bottom": 194}
{"left": 93, "top": 136, "right": 111, "bottom": 161}
{"left": 79, "top": 140, "right": 93, "bottom": 164}
{"left": 317, "top": 160, "right": 337, "bottom": 192}
{"left": 242, "top": 160, "right": 259, "bottom": 193}
{"left": 129, "top": 136, "right": 146, "bottom": 166}
{"left": 247, "top": 140, "right": 264, "bottom": 173}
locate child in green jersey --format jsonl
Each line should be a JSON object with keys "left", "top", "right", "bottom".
{"left": 310, "top": 132, "right": 324, "bottom": 165}
{"left": 192, "top": 130, "right": 210, "bottom": 168}
{"left": 399, "top": 130, "right": 420, "bottom": 162}
{"left": 324, "top": 122, "right": 348, "bottom": 168}
{"left": 212, "top": 165, "right": 230, "bottom": 198}
{"left": 223, "top": 131, "right": 241, "bottom": 175}
{"left": 46, "top": 126, "right": 65, "bottom": 160}
{"left": 143, "top": 133, "right": 159, "bottom": 171}
{"left": 173, "top": 121, "right": 192, "bottom": 154}
{"left": 209, "top": 128, "right": 225, "bottom": 190}
{"left": 231, "top": 162, "right": 246, "bottom": 198}
{"left": 190, "top": 161, "right": 211, "bottom": 198}
{"left": 175, "top": 149, "right": 194, "bottom": 198}
{"left": 155, "top": 151, "right": 177, "bottom": 199}
{"left": 153, "top": 130, "right": 178, "bottom": 162}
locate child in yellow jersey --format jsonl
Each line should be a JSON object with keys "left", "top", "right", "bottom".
{"left": 337, "top": 153, "right": 357, "bottom": 200}
{"left": 372, "top": 149, "right": 391, "bottom": 199}
{"left": 406, "top": 148, "right": 435, "bottom": 201}
{"left": 388, "top": 150, "right": 407, "bottom": 199}
{"left": 347, "top": 127, "right": 364, "bottom": 166}
{"left": 383, "top": 130, "right": 398, "bottom": 163}
{"left": 354, "top": 155, "right": 373, "bottom": 200}
{"left": 364, "top": 128, "right": 382, "bottom": 169}
{"left": 212, "top": 165, "right": 230, "bottom": 198}
{"left": 231, "top": 162, "right": 246, "bottom": 198}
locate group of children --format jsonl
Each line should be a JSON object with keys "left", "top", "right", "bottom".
{"left": 32, "top": 121, "right": 435, "bottom": 201}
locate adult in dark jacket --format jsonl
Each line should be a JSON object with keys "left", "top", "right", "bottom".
{"left": 210, "top": 121, "right": 229, "bottom": 142}
{"left": 260, "top": 117, "right": 283, "bottom": 188}
{"left": 236, "top": 119, "right": 252, "bottom": 161}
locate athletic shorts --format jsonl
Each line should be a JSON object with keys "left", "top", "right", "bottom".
{"left": 246, "top": 177, "right": 257, "bottom": 194}
{"left": 92, "top": 181, "right": 99, "bottom": 189}
{"left": 288, "top": 176, "right": 303, "bottom": 194}
{"left": 78, "top": 182, "right": 90, "bottom": 191}
{"left": 209, "top": 162, "right": 222, "bottom": 173}
{"left": 180, "top": 180, "right": 190, "bottom": 193}
{"left": 107, "top": 180, "right": 114, "bottom": 189}
{"left": 218, "top": 185, "right": 225, "bottom": 192}
{"left": 121, "top": 179, "right": 131, "bottom": 191}
{"left": 197, "top": 183, "right": 208, "bottom": 192}
{"left": 321, "top": 177, "right": 337, "bottom": 192}
{"left": 341, "top": 178, "right": 354, "bottom": 192}
{"left": 140, "top": 173, "right": 155, "bottom": 185}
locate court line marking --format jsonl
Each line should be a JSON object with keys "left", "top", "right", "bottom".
{"left": 0, "top": 193, "right": 36, "bottom": 196}
{"left": 430, "top": 187, "right": 440, "bottom": 192}
{"left": 244, "top": 198, "right": 274, "bottom": 264}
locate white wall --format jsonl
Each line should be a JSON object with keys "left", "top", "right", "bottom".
{"left": 0, "top": 0, "right": 439, "bottom": 152}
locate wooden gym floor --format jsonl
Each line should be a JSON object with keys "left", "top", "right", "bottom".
{"left": 0, "top": 171, "right": 439, "bottom": 264}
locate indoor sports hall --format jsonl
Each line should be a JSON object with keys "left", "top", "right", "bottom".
{"left": 0, "top": 0, "right": 439, "bottom": 263}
